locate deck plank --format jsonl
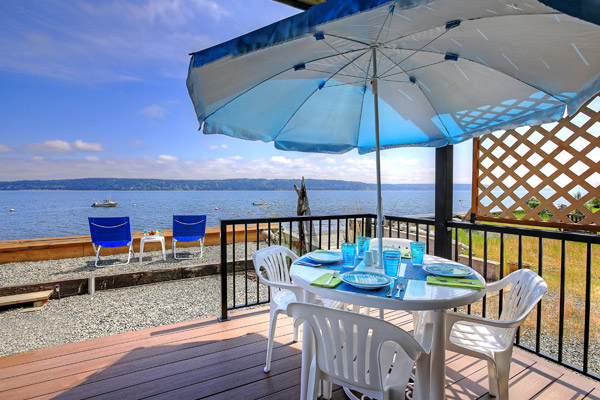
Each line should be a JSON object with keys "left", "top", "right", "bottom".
{"left": 0, "top": 306, "right": 598, "bottom": 400}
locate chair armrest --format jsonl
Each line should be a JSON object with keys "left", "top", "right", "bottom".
{"left": 258, "top": 277, "right": 304, "bottom": 300}
{"left": 482, "top": 278, "right": 511, "bottom": 294}
{"left": 446, "top": 310, "right": 523, "bottom": 330}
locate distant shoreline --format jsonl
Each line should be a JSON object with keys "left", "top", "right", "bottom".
{"left": 0, "top": 178, "right": 471, "bottom": 192}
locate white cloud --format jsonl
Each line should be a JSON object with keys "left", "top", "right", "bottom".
{"left": 72, "top": 139, "right": 105, "bottom": 152}
{"left": 158, "top": 154, "right": 179, "bottom": 163}
{"left": 24, "top": 140, "right": 71, "bottom": 153}
{"left": 21, "top": 139, "right": 106, "bottom": 154}
{"left": 209, "top": 144, "right": 228, "bottom": 150}
{"left": 0, "top": 144, "right": 14, "bottom": 153}
{"left": 139, "top": 105, "right": 167, "bottom": 119}
{"left": 0, "top": 147, "right": 448, "bottom": 184}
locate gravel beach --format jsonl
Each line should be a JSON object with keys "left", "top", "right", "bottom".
{"left": 0, "top": 244, "right": 268, "bottom": 357}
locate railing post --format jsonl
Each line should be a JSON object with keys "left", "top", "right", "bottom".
{"left": 434, "top": 145, "right": 453, "bottom": 258}
{"left": 218, "top": 220, "right": 230, "bottom": 322}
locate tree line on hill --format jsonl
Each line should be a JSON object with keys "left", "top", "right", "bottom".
{"left": 0, "top": 178, "right": 471, "bottom": 191}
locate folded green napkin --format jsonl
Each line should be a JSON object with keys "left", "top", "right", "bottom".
{"left": 310, "top": 273, "right": 343, "bottom": 288}
{"left": 426, "top": 275, "right": 484, "bottom": 290}
{"left": 401, "top": 249, "right": 411, "bottom": 259}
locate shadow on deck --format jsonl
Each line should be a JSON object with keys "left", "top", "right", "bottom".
{"left": 0, "top": 307, "right": 598, "bottom": 399}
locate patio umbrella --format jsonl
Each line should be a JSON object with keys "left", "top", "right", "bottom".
{"left": 186, "top": 0, "right": 600, "bottom": 267}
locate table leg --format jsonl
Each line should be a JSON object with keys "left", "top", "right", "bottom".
{"left": 301, "top": 291, "right": 316, "bottom": 400}
{"left": 139, "top": 240, "right": 144, "bottom": 263}
{"left": 161, "top": 237, "right": 166, "bottom": 261}
{"left": 429, "top": 309, "right": 446, "bottom": 400}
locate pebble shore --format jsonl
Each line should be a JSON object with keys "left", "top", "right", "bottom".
{"left": 0, "top": 245, "right": 268, "bottom": 357}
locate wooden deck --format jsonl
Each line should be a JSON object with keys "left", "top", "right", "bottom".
{"left": 1, "top": 307, "right": 599, "bottom": 400}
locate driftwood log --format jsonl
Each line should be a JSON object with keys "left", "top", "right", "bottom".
{"left": 294, "top": 177, "right": 317, "bottom": 251}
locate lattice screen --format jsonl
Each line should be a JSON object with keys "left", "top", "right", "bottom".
{"left": 471, "top": 93, "right": 600, "bottom": 232}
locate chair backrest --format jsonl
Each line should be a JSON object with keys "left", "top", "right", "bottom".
{"left": 88, "top": 217, "right": 131, "bottom": 244}
{"left": 499, "top": 269, "right": 547, "bottom": 325}
{"left": 369, "top": 237, "right": 412, "bottom": 250}
{"left": 287, "top": 302, "right": 423, "bottom": 395}
{"left": 173, "top": 215, "right": 206, "bottom": 239}
{"left": 252, "top": 246, "right": 297, "bottom": 290}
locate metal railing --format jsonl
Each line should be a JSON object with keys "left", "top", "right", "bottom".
{"left": 219, "top": 213, "right": 600, "bottom": 380}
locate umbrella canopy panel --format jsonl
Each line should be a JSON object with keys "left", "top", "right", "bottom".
{"left": 187, "top": 0, "right": 600, "bottom": 154}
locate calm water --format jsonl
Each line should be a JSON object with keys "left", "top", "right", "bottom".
{"left": 0, "top": 190, "right": 471, "bottom": 241}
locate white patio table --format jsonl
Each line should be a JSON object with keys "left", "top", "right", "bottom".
{"left": 290, "top": 254, "right": 486, "bottom": 400}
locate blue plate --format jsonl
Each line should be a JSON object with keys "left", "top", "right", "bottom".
{"left": 307, "top": 250, "right": 342, "bottom": 264}
{"left": 424, "top": 263, "right": 473, "bottom": 277}
{"left": 340, "top": 271, "right": 392, "bottom": 289}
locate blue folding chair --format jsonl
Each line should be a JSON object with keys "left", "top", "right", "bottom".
{"left": 88, "top": 217, "right": 134, "bottom": 268}
{"left": 173, "top": 215, "right": 206, "bottom": 259}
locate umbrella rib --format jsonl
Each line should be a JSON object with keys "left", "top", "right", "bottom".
{"left": 354, "top": 50, "right": 375, "bottom": 150}
{"left": 272, "top": 49, "right": 372, "bottom": 142}
{"left": 381, "top": 59, "right": 446, "bottom": 79}
{"left": 305, "top": 68, "right": 368, "bottom": 80}
{"left": 373, "top": 48, "right": 453, "bottom": 142}
{"left": 201, "top": 48, "right": 366, "bottom": 122}
{"left": 379, "top": 30, "right": 448, "bottom": 78}
{"left": 320, "top": 38, "right": 371, "bottom": 78}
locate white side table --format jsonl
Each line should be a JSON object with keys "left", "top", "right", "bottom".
{"left": 139, "top": 235, "right": 166, "bottom": 263}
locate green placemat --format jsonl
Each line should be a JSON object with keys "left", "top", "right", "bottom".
{"left": 426, "top": 275, "right": 484, "bottom": 290}
{"left": 311, "top": 273, "right": 343, "bottom": 288}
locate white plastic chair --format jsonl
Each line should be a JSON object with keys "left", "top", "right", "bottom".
{"left": 287, "top": 302, "right": 432, "bottom": 400}
{"left": 444, "top": 269, "right": 547, "bottom": 399}
{"left": 369, "top": 237, "right": 412, "bottom": 250}
{"left": 252, "top": 245, "right": 343, "bottom": 373}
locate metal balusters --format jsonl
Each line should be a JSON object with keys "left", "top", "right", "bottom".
{"left": 536, "top": 237, "right": 543, "bottom": 353}
{"left": 499, "top": 233, "right": 505, "bottom": 319}
{"left": 244, "top": 224, "right": 248, "bottom": 306}
{"left": 583, "top": 243, "right": 592, "bottom": 374}
{"left": 558, "top": 239, "right": 566, "bottom": 363}
{"left": 219, "top": 220, "right": 228, "bottom": 321}
{"left": 483, "top": 231, "right": 487, "bottom": 317}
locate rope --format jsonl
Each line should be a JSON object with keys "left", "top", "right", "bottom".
{"left": 90, "top": 221, "right": 129, "bottom": 229}
{"left": 174, "top": 219, "right": 205, "bottom": 225}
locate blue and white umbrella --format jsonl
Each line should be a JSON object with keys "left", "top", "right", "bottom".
{"left": 187, "top": 0, "right": 600, "bottom": 267}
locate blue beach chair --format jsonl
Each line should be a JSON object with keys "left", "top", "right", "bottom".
{"left": 88, "top": 217, "right": 134, "bottom": 268}
{"left": 172, "top": 215, "right": 206, "bottom": 259}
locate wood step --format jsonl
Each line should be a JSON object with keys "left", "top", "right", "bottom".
{"left": 0, "top": 290, "right": 54, "bottom": 311}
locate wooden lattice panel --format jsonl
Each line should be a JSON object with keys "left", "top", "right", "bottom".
{"left": 471, "top": 94, "right": 600, "bottom": 231}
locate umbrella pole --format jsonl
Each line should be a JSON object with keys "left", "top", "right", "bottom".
{"left": 372, "top": 47, "right": 384, "bottom": 270}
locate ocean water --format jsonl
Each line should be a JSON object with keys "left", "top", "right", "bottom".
{"left": 0, "top": 190, "right": 471, "bottom": 241}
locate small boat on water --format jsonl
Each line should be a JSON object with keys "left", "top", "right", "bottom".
{"left": 92, "top": 199, "right": 118, "bottom": 208}
{"left": 252, "top": 201, "right": 269, "bottom": 206}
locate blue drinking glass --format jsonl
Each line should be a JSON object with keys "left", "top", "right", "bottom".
{"left": 356, "top": 236, "right": 370, "bottom": 258}
{"left": 383, "top": 250, "right": 400, "bottom": 277}
{"left": 341, "top": 242, "right": 357, "bottom": 267}
{"left": 410, "top": 241, "right": 426, "bottom": 267}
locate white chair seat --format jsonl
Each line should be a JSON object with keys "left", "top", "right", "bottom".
{"left": 252, "top": 245, "right": 346, "bottom": 374}
{"left": 448, "top": 321, "right": 511, "bottom": 355}
{"left": 444, "top": 269, "right": 547, "bottom": 400}
{"left": 287, "top": 302, "right": 433, "bottom": 400}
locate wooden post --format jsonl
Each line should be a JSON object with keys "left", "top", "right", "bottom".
{"left": 435, "top": 146, "right": 453, "bottom": 259}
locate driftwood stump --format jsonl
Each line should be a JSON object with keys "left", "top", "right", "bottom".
{"left": 294, "top": 177, "right": 316, "bottom": 252}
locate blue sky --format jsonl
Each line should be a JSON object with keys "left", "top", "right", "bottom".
{"left": 0, "top": 0, "right": 473, "bottom": 184}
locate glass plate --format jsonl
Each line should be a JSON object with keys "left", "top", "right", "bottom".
{"left": 423, "top": 263, "right": 473, "bottom": 278}
{"left": 307, "top": 250, "right": 342, "bottom": 264}
{"left": 340, "top": 271, "right": 392, "bottom": 289}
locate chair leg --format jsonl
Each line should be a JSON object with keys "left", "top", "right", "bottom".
{"left": 200, "top": 238, "right": 204, "bottom": 258}
{"left": 292, "top": 320, "right": 299, "bottom": 343}
{"left": 493, "top": 351, "right": 512, "bottom": 400}
{"left": 307, "top": 357, "right": 320, "bottom": 400}
{"left": 94, "top": 245, "right": 102, "bottom": 268}
{"left": 264, "top": 307, "right": 279, "bottom": 373}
